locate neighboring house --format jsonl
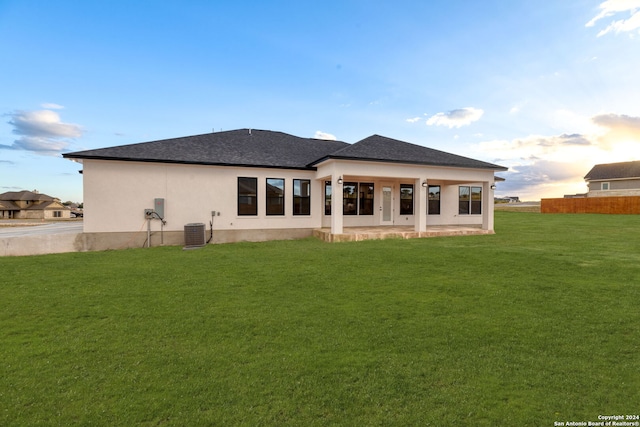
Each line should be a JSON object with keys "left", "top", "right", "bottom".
{"left": 0, "top": 190, "right": 71, "bottom": 219}
{"left": 495, "top": 196, "right": 520, "bottom": 203}
{"left": 62, "top": 129, "right": 507, "bottom": 245}
{"left": 584, "top": 160, "right": 640, "bottom": 197}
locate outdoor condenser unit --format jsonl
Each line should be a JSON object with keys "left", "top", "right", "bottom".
{"left": 184, "top": 223, "right": 206, "bottom": 248}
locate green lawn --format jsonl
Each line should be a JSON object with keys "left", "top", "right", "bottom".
{"left": 1, "top": 212, "right": 639, "bottom": 426}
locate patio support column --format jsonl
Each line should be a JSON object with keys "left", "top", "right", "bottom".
{"left": 331, "top": 174, "right": 343, "bottom": 235}
{"left": 482, "top": 181, "right": 494, "bottom": 231}
{"left": 415, "top": 178, "right": 427, "bottom": 232}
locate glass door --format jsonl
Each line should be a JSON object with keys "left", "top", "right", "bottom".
{"left": 381, "top": 184, "right": 393, "bottom": 225}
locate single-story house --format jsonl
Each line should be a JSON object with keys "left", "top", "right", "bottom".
{"left": 584, "top": 160, "right": 640, "bottom": 197}
{"left": 495, "top": 196, "right": 520, "bottom": 203}
{"left": 62, "top": 129, "right": 507, "bottom": 247}
{"left": 0, "top": 190, "right": 71, "bottom": 219}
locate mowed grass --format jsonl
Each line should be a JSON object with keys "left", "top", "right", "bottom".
{"left": 1, "top": 212, "right": 639, "bottom": 426}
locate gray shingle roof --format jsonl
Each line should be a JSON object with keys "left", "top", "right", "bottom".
{"left": 0, "top": 200, "right": 20, "bottom": 210}
{"left": 63, "top": 129, "right": 507, "bottom": 171}
{"left": 64, "top": 129, "right": 349, "bottom": 170}
{"left": 0, "top": 190, "right": 54, "bottom": 201}
{"left": 584, "top": 160, "right": 640, "bottom": 181}
{"left": 312, "top": 134, "right": 507, "bottom": 170}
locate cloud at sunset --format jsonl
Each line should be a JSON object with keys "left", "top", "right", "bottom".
{"left": 476, "top": 112, "right": 640, "bottom": 199}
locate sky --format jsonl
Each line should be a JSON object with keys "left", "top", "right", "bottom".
{"left": 1, "top": 0, "right": 640, "bottom": 203}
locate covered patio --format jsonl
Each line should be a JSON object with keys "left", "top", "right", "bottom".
{"left": 306, "top": 134, "right": 507, "bottom": 242}
{"left": 313, "top": 225, "right": 493, "bottom": 242}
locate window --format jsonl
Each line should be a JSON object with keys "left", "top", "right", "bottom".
{"left": 326, "top": 181, "right": 377, "bottom": 216}
{"left": 471, "top": 186, "right": 482, "bottom": 214}
{"left": 238, "top": 177, "right": 258, "bottom": 216}
{"left": 459, "top": 186, "right": 482, "bottom": 215}
{"left": 325, "top": 181, "right": 332, "bottom": 215}
{"left": 359, "top": 183, "right": 374, "bottom": 215}
{"left": 601, "top": 182, "right": 610, "bottom": 191}
{"left": 293, "top": 179, "right": 311, "bottom": 215}
{"left": 459, "top": 186, "right": 470, "bottom": 214}
{"left": 343, "top": 182, "right": 358, "bottom": 215}
{"left": 266, "top": 178, "right": 285, "bottom": 216}
{"left": 400, "top": 184, "right": 413, "bottom": 215}
{"left": 428, "top": 185, "right": 440, "bottom": 215}
{"left": 53, "top": 211, "right": 62, "bottom": 218}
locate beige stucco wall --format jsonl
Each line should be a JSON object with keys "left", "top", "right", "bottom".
{"left": 82, "top": 158, "right": 497, "bottom": 236}
{"left": 83, "top": 160, "right": 322, "bottom": 233}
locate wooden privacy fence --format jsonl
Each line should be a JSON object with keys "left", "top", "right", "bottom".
{"left": 541, "top": 196, "right": 640, "bottom": 214}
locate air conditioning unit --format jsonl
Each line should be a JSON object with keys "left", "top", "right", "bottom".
{"left": 184, "top": 223, "right": 206, "bottom": 248}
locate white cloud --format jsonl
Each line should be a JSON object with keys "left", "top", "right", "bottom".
{"left": 2, "top": 108, "right": 82, "bottom": 155}
{"left": 426, "top": 107, "right": 484, "bottom": 128}
{"left": 586, "top": 0, "right": 640, "bottom": 36}
{"left": 10, "top": 110, "right": 82, "bottom": 138}
{"left": 406, "top": 117, "right": 421, "bottom": 123}
{"left": 12, "top": 136, "right": 71, "bottom": 153}
{"left": 314, "top": 130, "right": 337, "bottom": 141}
{"left": 41, "top": 103, "right": 64, "bottom": 109}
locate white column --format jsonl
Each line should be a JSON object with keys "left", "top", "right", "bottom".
{"left": 482, "top": 181, "right": 494, "bottom": 231}
{"left": 331, "top": 175, "right": 343, "bottom": 235}
{"left": 415, "top": 178, "right": 427, "bottom": 232}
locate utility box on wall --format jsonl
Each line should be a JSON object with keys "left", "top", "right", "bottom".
{"left": 154, "top": 198, "right": 165, "bottom": 218}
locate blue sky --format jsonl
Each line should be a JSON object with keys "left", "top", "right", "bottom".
{"left": 1, "top": 0, "right": 639, "bottom": 203}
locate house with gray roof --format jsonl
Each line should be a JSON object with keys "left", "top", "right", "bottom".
{"left": 63, "top": 129, "right": 507, "bottom": 248}
{"left": 584, "top": 160, "right": 640, "bottom": 197}
{"left": 0, "top": 190, "right": 70, "bottom": 219}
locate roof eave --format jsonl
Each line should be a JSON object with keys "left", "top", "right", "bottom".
{"left": 63, "top": 154, "right": 317, "bottom": 171}
{"left": 585, "top": 175, "right": 640, "bottom": 182}
{"left": 310, "top": 155, "right": 508, "bottom": 171}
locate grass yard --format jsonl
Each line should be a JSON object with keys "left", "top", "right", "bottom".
{"left": 1, "top": 212, "right": 639, "bottom": 426}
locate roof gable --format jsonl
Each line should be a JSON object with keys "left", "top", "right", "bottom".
{"left": 313, "top": 134, "right": 507, "bottom": 170}
{"left": 24, "top": 200, "right": 66, "bottom": 210}
{"left": 584, "top": 160, "right": 640, "bottom": 181}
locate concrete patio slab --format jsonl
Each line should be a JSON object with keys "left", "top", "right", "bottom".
{"left": 313, "top": 225, "right": 493, "bottom": 242}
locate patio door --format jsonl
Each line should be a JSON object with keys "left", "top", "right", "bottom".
{"left": 380, "top": 184, "right": 394, "bottom": 225}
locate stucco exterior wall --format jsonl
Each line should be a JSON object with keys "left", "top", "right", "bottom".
{"left": 82, "top": 158, "right": 496, "bottom": 236}
{"left": 83, "top": 160, "right": 322, "bottom": 233}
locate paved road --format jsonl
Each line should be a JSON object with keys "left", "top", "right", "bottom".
{"left": 0, "top": 222, "right": 83, "bottom": 237}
